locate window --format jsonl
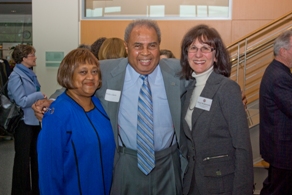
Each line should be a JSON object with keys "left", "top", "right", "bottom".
{"left": 83, "top": 0, "right": 231, "bottom": 20}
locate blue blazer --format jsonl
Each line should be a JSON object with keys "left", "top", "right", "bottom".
{"left": 8, "top": 66, "right": 44, "bottom": 125}
{"left": 38, "top": 92, "right": 115, "bottom": 195}
{"left": 260, "top": 59, "right": 292, "bottom": 170}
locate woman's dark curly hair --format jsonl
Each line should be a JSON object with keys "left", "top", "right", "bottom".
{"left": 12, "top": 44, "right": 36, "bottom": 64}
{"left": 180, "top": 24, "right": 231, "bottom": 80}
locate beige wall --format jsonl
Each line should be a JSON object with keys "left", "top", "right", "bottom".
{"left": 32, "top": 0, "right": 79, "bottom": 96}
{"left": 32, "top": 0, "right": 292, "bottom": 96}
{"left": 81, "top": 0, "right": 292, "bottom": 58}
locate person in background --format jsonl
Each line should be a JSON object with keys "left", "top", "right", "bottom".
{"left": 98, "top": 37, "right": 127, "bottom": 60}
{"left": 259, "top": 29, "right": 292, "bottom": 195}
{"left": 37, "top": 48, "right": 115, "bottom": 195}
{"left": 180, "top": 24, "right": 253, "bottom": 195}
{"left": 8, "top": 44, "right": 46, "bottom": 195}
{"left": 78, "top": 43, "right": 91, "bottom": 49}
{"left": 91, "top": 37, "right": 107, "bottom": 60}
{"left": 160, "top": 49, "right": 176, "bottom": 59}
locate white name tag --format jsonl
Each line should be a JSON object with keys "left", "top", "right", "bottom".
{"left": 195, "top": 96, "right": 212, "bottom": 111}
{"left": 105, "top": 89, "right": 121, "bottom": 102}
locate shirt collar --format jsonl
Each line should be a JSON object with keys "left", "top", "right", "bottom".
{"left": 125, "top": 63, "right": 161, "bottom": 84}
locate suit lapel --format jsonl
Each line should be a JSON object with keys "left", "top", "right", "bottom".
{"left": 191, "top": 72, "right": 224, "bottom": 128}
{"left": 182, "top": 80, "right": 196, "bottom": 140}
{"left": 106, "top": 59, "right": 128, "bottom": 144}
{"left": 160, "top": 61, "right": 182, "bottom": 140}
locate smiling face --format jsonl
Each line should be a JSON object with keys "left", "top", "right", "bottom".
{"left": 125, "top": 25, "right": 160, "bottom": 75}
{"left": 22, "top": 52, "right": 37, "bottom": 68}
{"left": 188, "top": 38, "right": 217, "bottom": 74}
{"left": 69, "top": 63, "right": 100, "bottom": 97}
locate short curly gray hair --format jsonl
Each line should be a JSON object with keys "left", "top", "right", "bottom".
{"left": 273, "top": 29, "right": 292, "bottom": 56}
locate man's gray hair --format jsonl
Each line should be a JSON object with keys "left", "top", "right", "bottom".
{"left": 124, "top": 19, "right": 161, "bottom": 43}
{"left": 274, "top": 28, "right": 292, "bottom": 56}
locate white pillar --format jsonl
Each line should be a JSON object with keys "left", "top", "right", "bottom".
{"left": 32, "top": 0, "right": 79, "bottom": 96}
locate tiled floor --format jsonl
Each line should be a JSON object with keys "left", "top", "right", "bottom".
{"left": 0, "top": 136, "right": 14, "bottom": 195}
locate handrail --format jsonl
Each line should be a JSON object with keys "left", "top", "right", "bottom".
{"left": 227, "top": 10, "right": 292, "bottom": 49}
{"left": 226, "top": 10, "right": 292, "bottom": 129}
{"left": 230, "top": 38, "right": 274, "bottom": 65}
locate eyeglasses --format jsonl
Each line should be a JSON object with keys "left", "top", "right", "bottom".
{"left": 27, "top": 54, "right": 36, "bottom": 57}
{"left": 188, "top": 45, "right": 215, "bottom": 53}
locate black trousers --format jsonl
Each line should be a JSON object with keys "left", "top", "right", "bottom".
{"left": 11, "top": 120, "right": 41, "bottom": 195}
{"left": 260, "top": 165, "right": 292, "bottom": 195}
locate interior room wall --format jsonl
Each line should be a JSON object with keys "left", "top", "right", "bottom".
{"left": 81, "top": 0, "right": 292, "bottom": 58}
{"left": 32, "top": 0, "right": 292, "bottom": 96}
{"left": 32, "top": 0, "right": 79, "bottom": 96}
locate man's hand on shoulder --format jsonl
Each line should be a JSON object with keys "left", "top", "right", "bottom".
{"left": 32, "top": 99, "right": 53, "bottom": 121}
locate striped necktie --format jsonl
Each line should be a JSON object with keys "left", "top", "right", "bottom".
{"left": 137, "top": 75, "right": 155, "bottom": 175}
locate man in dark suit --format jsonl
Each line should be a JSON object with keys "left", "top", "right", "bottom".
{"left": 259, "top": 29, "right": 292, "bottom": 195}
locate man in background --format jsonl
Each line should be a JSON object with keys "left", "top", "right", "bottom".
{"left": 259, "top": 29, "right": 292, "bottom": 195}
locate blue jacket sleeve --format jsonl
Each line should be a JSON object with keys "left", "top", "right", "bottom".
{"left": 37, "top": 111, "right": 68, "bottom": 195}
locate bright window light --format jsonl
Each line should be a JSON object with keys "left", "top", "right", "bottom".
{"left": 209, "top": 6, "right": 229, "bottom": 17}
{"left": 197, "top": 5, "right": 207, "bottom": 17}
{"left": 83, "top": 0, "right": 231, "bottom": 19}
{"left": 180, "top": 5, "right": 196, "bottom": 17}
{"left": 104, "top": 7, "right": 121, "bottom": 14}
{"left": 149, "top": 5, "right": 165, "bottom": 17}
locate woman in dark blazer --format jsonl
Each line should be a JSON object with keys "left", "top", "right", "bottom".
{"left": 180, "top": 24, "right": 253, "bottom": 195}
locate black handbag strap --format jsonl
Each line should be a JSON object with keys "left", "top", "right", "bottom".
{"left": 1, "top": 74, "right": 23, "bottom": 103}
{"left": 0, "top": 81, "right": 8, "bottom": 96}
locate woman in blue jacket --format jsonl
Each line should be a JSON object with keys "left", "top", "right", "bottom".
{"left": 8, "top": 44, "right": 46, "bottom": 195}
{"left": 37, "top": 48, "right": 115, "bottom": 195}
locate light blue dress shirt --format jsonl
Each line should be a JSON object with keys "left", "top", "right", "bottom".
{"left": 118, "top": 64, "right": 175, "bottom": 151}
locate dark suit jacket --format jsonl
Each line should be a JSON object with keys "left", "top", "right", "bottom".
{"left": 260, "top": 59, "right": 292, "bottom": 170}
{"left": 182, "top": 72, "right": 253, "bottom": 195}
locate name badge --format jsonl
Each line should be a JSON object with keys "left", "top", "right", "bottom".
{"left": 195, "top": 96, "right": 212, "bottom": 111}
{"left": 105, "top": 89, "right": 121, "bottom": 102}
